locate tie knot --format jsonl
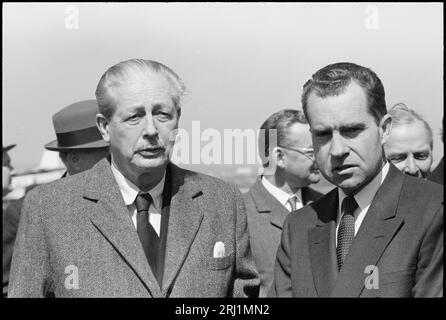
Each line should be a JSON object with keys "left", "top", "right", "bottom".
{"left": 288, "top": 195, "right": 298, "bottom": 211}
{"left": 135, "top": 192, "right": 153, "bottom": 212}
{"left": 341, "top": 195, "right": 358, "bottom": 216}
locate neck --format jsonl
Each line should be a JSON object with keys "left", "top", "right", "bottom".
{"left": 112, "top": 156, "right": 167, "bottom": 192}
{"left": 264, "top": 170, "right": 301, "bottom": 195}
{"left": 135, "top": 168, "right": 165, "bottom": 192}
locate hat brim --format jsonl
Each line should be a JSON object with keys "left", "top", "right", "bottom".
{"left": 3, "top": 144, "right": 16, "bottom": 152}
{"left": 44, "top": 139, "right": 109, "bottom": 151}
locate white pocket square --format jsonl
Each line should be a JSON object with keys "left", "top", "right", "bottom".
{"left": 213, "top": 241, "right": 225, "bottom": 258}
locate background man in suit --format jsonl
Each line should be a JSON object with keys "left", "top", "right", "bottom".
{"left": 270, "top": 62, "right": 443, "bottom": 297}
{"left": 3, "top": 100, "right": 109, "bottom": 297}
{"left": 244, "top": 109, "right": 321, "bottom": 297}
{"left": 429, "top": 118, "right": 443, "bottom": 185}
{"left": 2, "top": 144, "right": 15, "bottom": 200}
{"left": 384, "top": 103, "right": 433, "bottom": 179}
{"left": 9, "top": 59, "right": 259, "bottom": 297}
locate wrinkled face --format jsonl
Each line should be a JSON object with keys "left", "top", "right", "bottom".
{"left": 98, "top": 73, "right": 179, "bottom": 179}
{"left": 306, "top": 82, "right": 390, "bottom": 194}
{"left": 384, "top": 121, "right": 433, "bottom": 178}
{"left": 278, "top": 122, "right": 320, "bottom": 188}
{"left": 2, "top": 151, "right": 12, "bottom": 196}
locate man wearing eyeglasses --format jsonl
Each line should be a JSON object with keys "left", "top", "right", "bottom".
{"left": 244, "top": 109, "right": 322, "bottom": 297}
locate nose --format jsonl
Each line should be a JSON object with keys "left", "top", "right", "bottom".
{"left": 402, "top": 157, "right": 420, "bottom": 177}
{"left": 329, "top": 132, "right": 349, "bottom": 158}
{"left": 142, "top": 115, "right": 158, "bottom": 137}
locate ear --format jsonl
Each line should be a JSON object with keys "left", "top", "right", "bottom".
{"left": 67, "top": 151, "right": 81, "bottom": 170}
{"left": 379, "top": 114, "right": 392, "bottom": 145}
{"left": 96, "top": 114, "right": 111, "bottom": 143}
{"left": 272, "top": 146, "right": 285, "bottom": 169}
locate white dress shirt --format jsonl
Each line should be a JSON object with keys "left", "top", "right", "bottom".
{"left": 110, "top": 158, "right": 165, "bottom": 236}
{"left": 261, "top": 176, "right": 303, "bottom": 212}
{"left": 335, "top": 162, "right": 390, "bottom": 247}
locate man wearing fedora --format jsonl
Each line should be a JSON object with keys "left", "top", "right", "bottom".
{"left": 9, "top": 59, "right": 259, "bottom": 297}
{"left": 3, "top": 100, "right": 109, "bottom": 297}
{"left": 45, "top": 99, "right": 109, "bottom": 176}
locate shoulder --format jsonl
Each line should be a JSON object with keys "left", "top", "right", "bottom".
{"left": 173, "top": 164, "right": 242, "bottom": 198}
{"left": 399, "top": 175, "right": 443, "bottom": 218}
{"left": 401, "top": 175, "right": 443, "bottom": 202}
{"left": 287, "top": 187, "right": 337, "bottom": 228}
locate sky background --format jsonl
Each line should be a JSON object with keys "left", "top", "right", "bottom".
{"left": 3, "top": 3, "right": 443, "bottom": 174}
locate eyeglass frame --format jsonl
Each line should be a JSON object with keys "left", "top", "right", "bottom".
{"left": 277, "top": 144, "right": 315, "bottom": 161}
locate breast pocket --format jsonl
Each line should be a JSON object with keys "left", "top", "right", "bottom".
{"left": 203, "top": 252, "right": 234, "bottom": 270}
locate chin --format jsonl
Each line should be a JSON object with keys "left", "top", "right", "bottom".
{"left": 135, "top": 157, "right": 168, "bottom": 171}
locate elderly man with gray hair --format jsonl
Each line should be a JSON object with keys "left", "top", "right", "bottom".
{"left": 9, "top": 59, "right": 259, "bottom": 298}
{"left": 384, "top": 103, "right": 434, "bottom": 179}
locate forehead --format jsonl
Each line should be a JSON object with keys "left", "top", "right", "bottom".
{"left": 306, "top": 82, "right": 373, "bottom": 128}
{"left": 387, "top": 122, "right": 432, "bottom": 151}
{"left": 111, "top": 73, "right": 175, "bottom": 109}
{"left": 285, "top": 122, "right": 311, "bottom": 145}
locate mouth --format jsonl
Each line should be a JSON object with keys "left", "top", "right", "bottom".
{"left": 137, "top": 147, "right": 165, "bottom": 156}
{"left": 333, "top": 164, "right": 357, "bottom": 175}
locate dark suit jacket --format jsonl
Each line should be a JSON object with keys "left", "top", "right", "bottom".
{"left": 244, "top": 177, "right": 322, "bottom": 297}
{"left": 429, "top": 157, "right": 443, "bottom": 185}
{"left": 270, "top": 164, "right": 443, "bottom": 297}
{"left": 8, "top": 158, "right": 259, "bottom": 297}
{"left": 2, "top": 198, "right": 24, "bottom": 297}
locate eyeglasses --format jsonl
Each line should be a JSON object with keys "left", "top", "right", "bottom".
{"left": 278, "top": 145, "right": 315, "bottom": 161}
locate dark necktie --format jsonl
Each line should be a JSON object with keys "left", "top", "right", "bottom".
{"left": 287, "top": 195, "right": 298, "bottom": 212}
{"left": 135, "top": 192, "right": 161, "bottom": 281}
{"left": 336, "top": 195, "right": 358, "bottom": 271}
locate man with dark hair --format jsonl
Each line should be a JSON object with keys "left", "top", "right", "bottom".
{"left": 9, "top": 59, "right": 259, "bottom": 297}
{"left": 270, "top": 62, "right": 443, "bottom": 297}
{"left": 384, "top": 103, "right": 433, "bottom": 179}
{"left": 244, "top": 109, "right": 321, "bottom": 297}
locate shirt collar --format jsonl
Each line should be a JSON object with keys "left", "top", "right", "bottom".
{"left": 338, "top": 162, "right": 390, "bottom": 214}
{"left": 261, "top": 175, "right": 302, "bottom": 206}
{"left": 110, "top": 156, "right": 166, "bottom": 210}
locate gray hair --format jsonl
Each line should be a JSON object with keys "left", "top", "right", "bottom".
{"left": 95, "top": 59, "right": 187, "bottom": 119}
{"left": 389, "top": 103, "right": 433, "bottom": 148}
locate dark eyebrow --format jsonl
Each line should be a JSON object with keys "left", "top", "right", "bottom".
{"left": 340, "top": 123, "right": 366, "bottom": 130}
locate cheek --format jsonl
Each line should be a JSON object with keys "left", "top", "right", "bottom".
{"left": 417, "top": 159, "right": 432, "bottom": 171}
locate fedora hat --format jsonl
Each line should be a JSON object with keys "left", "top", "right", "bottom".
{"left": 44, "top": 100, "right": 109, "bottom": 151}
{"left": 2, "top": 144, "right": 16, "bottom": 152}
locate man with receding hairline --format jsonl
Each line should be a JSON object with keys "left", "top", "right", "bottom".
{"left": 9, "top": 59, "right": 259, "bottom": 298}
{"left": 384, "top": 103, "right": 433, "bottom": 179}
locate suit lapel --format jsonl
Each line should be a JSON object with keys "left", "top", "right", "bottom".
{"left": 250, "top": 177, "right": 290, "bottom": 229}
{"left": 83, "top": 158, "right": 162, "bottom": 297}
{"left": 162, "top": 164, "right": 204, "bottom": 296}
{"left": 308, "top": 189, "right": 338, "bottom": 297}
{"left": 332, "top": 165, "right": 405, "bottom": 297}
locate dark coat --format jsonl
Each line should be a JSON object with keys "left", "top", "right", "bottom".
{"left": 270, "top": 164, "right": 443, "bottom": 297}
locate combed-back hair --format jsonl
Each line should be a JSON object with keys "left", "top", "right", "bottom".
{"left": 95, "top": 59, "right": 187, "bottom": 120}
{"left": 302, "top": 62, "right": 387, "bottom": 124}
